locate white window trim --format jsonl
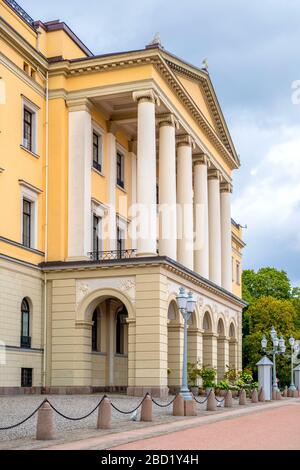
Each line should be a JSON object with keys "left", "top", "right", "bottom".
{"left": 19, "top": 181, "right": 41, "bottom": 250}
{"left": 91, "top": 200, "right": 108, "bottom": 252}
{"left": 116, "top": 144, "right": 127, "bottom": 191}
{"left": 92, "top": 121, "right": 104, "bottom": 175}
{"left": 21, "top": 96, "right": 39, "bottom": 155}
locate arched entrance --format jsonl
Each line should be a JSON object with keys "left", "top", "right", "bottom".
{"left": 76, "top": 289, "right": 134, "bottom": 392}
{"left": 167, "top": 301, "right": 183, "bottom": 391}
{"left": 202, "top": 311, "right": 214, "bottom": 368}
{"left": 229, "top": 322, "right": 238, "bottom": 371}
{"left": 217, "top": 318, "right": 226, "bottom": 381}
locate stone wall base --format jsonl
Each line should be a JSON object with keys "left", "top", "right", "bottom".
{"left": 0, "top": 386, "right": 128, "bottom": 396}
{"left": 127, "top": 386, "right": 169, "bottom": 398}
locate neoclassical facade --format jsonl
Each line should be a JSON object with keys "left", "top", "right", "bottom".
{"left": 0, "top": 0, "right": 246, "bottom": 396}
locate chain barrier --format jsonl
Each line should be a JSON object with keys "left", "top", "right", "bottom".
{"left": 0, "top": 399, "right": 48, "bottom": 431}
{"left": 110, "top": 394, "right": 148, "bottom": 415}
{"left": 151, "top": 395, "right": 178, "bottom": 408}
{"left": 193, "top": 389, "right": 212, "bottom": 405}
{"left": 46, "top": 396, "right": 105, "bottom": 421}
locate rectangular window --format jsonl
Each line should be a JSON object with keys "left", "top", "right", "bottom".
{"left": 93, "top": 132, "right": 102, "bottom": 172}
{"left": 232, "top": 257, "right": 235, "bottom": 282}
{"left": 23, "top": 108, "right": 33, "bottom": 151}
{"left": 22, "top": 199, "right": 32, "bottom": 248}
{"left": 93, "top": 215, "right": 101, "bottom": 254}
{"left": 21, "top": 368, "right": 33, "bottom": 388}
{"left": 117, "top": 227, "right": 125, "bottom": 256}
{"left": 117, "top": 151, "right": 125, "bottom": 189}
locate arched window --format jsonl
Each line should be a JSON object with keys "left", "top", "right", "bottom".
{"left": 217, "top": 319, "right": 225, "bottom": 336}
{"left": 116, "top": 307, "right": 128, "bottom": 355}
{"left": 21, "top": 299, "right": 31, "bottom": 349}
{"left": 229, "top": 323, "right": 236, "bottom": 340}
{"left": 92, "top": 309, "right": 100, "bottom": 352}
{"left": 203, "top": 312, "right": 211, "bottom": 332}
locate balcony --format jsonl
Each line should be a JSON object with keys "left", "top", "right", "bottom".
{"left": 89, "top": 249, "right": 137, "bottom": 261}
{"left": 20, "top": 336, "right": 31, "bottom": 349}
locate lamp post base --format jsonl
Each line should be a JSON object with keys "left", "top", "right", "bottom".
{"left": 180, "top": 389, "right": 193, "bottom": 401}
{"left": 289, "top": 384, "right": 297, "bottom": 392}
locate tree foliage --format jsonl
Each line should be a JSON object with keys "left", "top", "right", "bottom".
{"left": 242, "top": 268, "right": 291, "bottom": 304}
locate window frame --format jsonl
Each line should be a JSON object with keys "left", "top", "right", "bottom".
{"left": 21, "top": 299, "right": 31, "bottom": 349}
{"left": 116, "top": 150, "right": 125, "bottom": 189}
{"left": 92, "top": 214, "right": 102, "bottom": 254}
{"left": 236, "top": 261, "right": 241, "bottom": 285}
{"left": 20, "top": 182, "right": 40, "bottom": 250}
{"left": 22, "top": 199, "right": 32, "bottom": 248}
{"left": 91, "top": 122, "right": 104, "bottom": 175}
{"left": 21, "top": 368, "right": 33, "bottom": 387}
{"left": 21, "top": 96, "right": 39, "bottom": 155}
{"left": 116, "top": 307, "right": 128, "bottom": 355}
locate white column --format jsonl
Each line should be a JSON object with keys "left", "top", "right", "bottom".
{"left": 221, "top": 182, "right": 233, "bottom": 292}
{"left": 68, "top": 102, "right": 92, "bottom": 260}
{"left": 208, "top": 169, "right": 222, "bottom": 285}
{"left": 129, "top": 141, "right": 137, "bottom": 251}
{"left": 158, "top": 115, "right": 178, "bottom": 260}
{"left": 108, "top": 122, "right": 117, "bottom": 252}
{"left": 177, "top": 136, "right": 194, "bottom": 271}
{"left": 194, "top": 155, "right": 209, "bottom": 278}
{"left": 133, "top": 89, "right": 159, "bottom": 257}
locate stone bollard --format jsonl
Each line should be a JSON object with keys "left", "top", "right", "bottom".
{"left": 184, "top": 399, "right": 197, "bottom": 416}
{"left": 276, "top": 391, "right": 282, "bottom": 400}
{"left": 251, "top": 389, "right": 258, "bottom": 403}
{"left": 173, "top": 395, "right": 184, "bottom": 416}
{"left": 258, "top": 388, "right": 265, "bottom": 402}
{"left": 36, "top": 401, "right": 56, "bottom": 441}
{"left": 97, "top": 397, "right": 112, "bottom": 430}
{"left": 239, "top": 389, "right": 247, "bottom": 406}
{"left": 272, "top": 390, "right": 277, "bottom": 401}
{"left": 206, "top": 390, "right": 217, "bottom": 412}
{"left": 292, "top": 390, "right": 299, "bottom": 398}
{"left": 283, "top": 386, "right": 288, "bottom": 398}
{"left": 140, "top": 394, "right": 153, "bottom": 422}
{"left": 224, "top": 390, "right": 233, "bottom": 408}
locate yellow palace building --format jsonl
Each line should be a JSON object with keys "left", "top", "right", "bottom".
{"left": 0, "top": 0, "right": 246, "bottom": 396}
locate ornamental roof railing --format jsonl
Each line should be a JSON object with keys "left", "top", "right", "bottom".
{"left": 4, "top": 0, "right": 35, "bottom": 28}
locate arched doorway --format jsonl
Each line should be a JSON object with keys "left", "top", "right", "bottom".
{"left": 202, "top": 311, "right": 214, "bottom": 368}
{"left": 167, "top": 301, "right": 183, "bottom": 391}
{"left": 229, "top": 322, "right": 238, "bottom": 371}
{"left": 88, "top": 296, "right": 129, "bottom": 390}
{"left": 217, "top": 318, "right": 226, "bottom": 381}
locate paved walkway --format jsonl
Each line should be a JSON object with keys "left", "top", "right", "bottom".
{"left": 113, "top": 403, "right": 300, "bottom": 451}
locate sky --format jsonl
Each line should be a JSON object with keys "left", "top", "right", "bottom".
{"left": 18, "top": 0, "right": 300, "bottom": 285}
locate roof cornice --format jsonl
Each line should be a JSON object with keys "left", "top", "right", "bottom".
{"left": 48, "top": 49, "right": 239, "bottom": 169}
{"left": 0, "top": 16, "right": 48, "bottom": 70}
{"left": 40, "top": 256, "right": 247, "bottom": 308}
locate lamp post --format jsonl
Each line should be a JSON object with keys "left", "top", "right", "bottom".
{"left": 176, "top": 287, "right": 196, "bottom": 400}
{"left": 261, "top": 327, "right": 286, "bottom": 393}
{"left": 288, "top": 337, "right": 299, "bottom": 392}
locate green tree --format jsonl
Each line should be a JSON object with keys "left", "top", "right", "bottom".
{"left": 291, "top": 287, "right": 300, "bottom": 330}
{"left": 242, "top": 268, "right": 291, "bottom": 303}
{"left": 243, "top": 296, "right": 297, "bottom": 385}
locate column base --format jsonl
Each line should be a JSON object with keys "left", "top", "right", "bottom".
{"left": 136, "top": 252, "right": 158, "bottom": 258}
{"left": 127, "top": 386, "right": 169, "bottom": 398}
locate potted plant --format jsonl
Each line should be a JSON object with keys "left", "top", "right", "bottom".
{"left": 188, "top": 362, "right": 201, "bottom": 396}
{"left": 216, "top": 380, "right": 230, "bottom": 397}
{"left": 199, "top": 366, "right": 217, "bottom": 394}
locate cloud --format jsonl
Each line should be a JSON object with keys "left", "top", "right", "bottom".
{"left": 232, "top": 122, "right": 300, "bottom": 283}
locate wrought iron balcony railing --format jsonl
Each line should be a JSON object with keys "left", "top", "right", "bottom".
{"left": 5, "top": 0, "right": 35, "bottom": 27}
{"left": 20, "top": 336, "right": 31, "bottom": 349}
{"left": 89, "top": 249, "right": 137, "bottom": 261}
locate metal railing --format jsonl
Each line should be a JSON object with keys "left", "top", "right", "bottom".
{"left": 89, "top": 249, "right": 137, "bottom": 261}
{"left": 4, "top": 1, "right": 35, "bottom": 27}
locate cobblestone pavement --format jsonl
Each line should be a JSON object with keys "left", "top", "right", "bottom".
{"left": 0, "top": 393, "right": 240, "bottom": 447}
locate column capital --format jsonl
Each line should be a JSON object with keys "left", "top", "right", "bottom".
{"left": 220, "top": 182, "right": 233, "bottom": 193}
{"left": 66, "top": 97, "right": 93, "bottom": 113}
{"left": 157, "top": 113, "right": 179, "bottom": 129}
{"left": 107, "top": 120, "right": 119, "bottom": 135}
{"left": 128, "top": 139, "right": 137, "bottom": 154}
{"left": 193, "top": 153, "right": 210, "bottom": 167}
{"left": 133, "top": 89, "right": 160, "bottom": 106}
{"left": 176, "top": 134, "right": 196, "bottom": 149}
{"left": 208, "top": 168, "right": 222, "bottom": 180}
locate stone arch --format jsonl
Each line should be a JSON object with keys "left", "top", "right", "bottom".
{"left": 217, "top": 316, "right": 226, "bottom": 381}
{"left": 202, "top": 309, "right": 215, "bottom": 369}
{"left": 167, "top": 298, "right": 182, "bottom": 390}
{"left": 229, "top": 320, "right": 238, "bottom": 371}
{"left": 76, "top": 287, "right": 135, "bottom": 325}
{"left": 76, "top": 287, "right": 134, "bottom": 391}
